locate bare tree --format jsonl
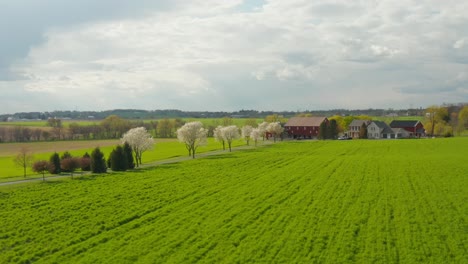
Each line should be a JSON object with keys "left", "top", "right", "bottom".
{"left": 14, "top": 147, "right": 34, "bottom": 177}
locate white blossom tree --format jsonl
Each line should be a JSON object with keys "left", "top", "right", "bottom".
{"left": 177, "top": 121, "right": 208, "bottom": 158}
{"left": 222, "top": 125, "right": 240, "bottom": 152}
{"left": 121, "top": 127, "right": 154, "bottom": 167}
{"left": 258, "top": 121, "right": 269, "bottom": 141}
{"left": 250, "top": 128, "right": 261, "bottom": 146}
{"left": 241, "top": 125, "right": 253, "bottom": 145}
{"left": 213, "top": 126, "right": 226, "bottom": 150}
{"left": 267, "top": 122, "right": 284, "bottom": 142}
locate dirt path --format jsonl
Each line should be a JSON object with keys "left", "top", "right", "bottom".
{"left": 0, "top": 143, "right": 269, "bottom": 187}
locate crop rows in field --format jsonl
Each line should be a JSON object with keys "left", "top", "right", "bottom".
{"left": 0, "top": 139, "right": 466, "bottom": 263}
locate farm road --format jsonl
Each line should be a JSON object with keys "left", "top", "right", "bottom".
{"left": 0, "top": 143, "right": 271, "bottom": 187}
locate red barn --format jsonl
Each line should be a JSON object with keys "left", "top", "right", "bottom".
{"left": 389, "top": 120, "right": 425, "bottom": 138}
{"left": 284, "top": 117, "right": 329, "bottom": 139}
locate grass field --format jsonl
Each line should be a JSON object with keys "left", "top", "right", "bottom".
{"left": 0, "top": 138, "right": 466, "bottom": 263}
{"left": 0, "top": 138, "right": 247, "bottom": 180}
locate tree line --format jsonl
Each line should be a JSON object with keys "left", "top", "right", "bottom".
{"left": 16, "top": 127, "right": 154, "bottom": 180}
{"left": 1, "top": 107, "right": 436, "bottom": 121}
{"left": 0, "top": 115, "right": 183, "bottom": 143}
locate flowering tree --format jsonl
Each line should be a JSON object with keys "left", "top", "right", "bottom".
{"left": 222, "top": 125, "right": 240, "bottom": 152}
{"left": 267, "top": 122, "right": 284, "bottom": 142}
{"left": 241, "top": 125, "right": 253, "bottom": 145}
{"left": 258, "top": 122, "right": 269, "bottom": 141}
{"left": 121, "top": 127, "right": 154, "bottom": 167}
{"left": 213, "top": 126, "right": 226, "bottom": 150}
{"left": 177, "top": 122, "right": 208, "bottom": 158}
{"left": 250, "top": 128, "right": 261, "bottom": 146}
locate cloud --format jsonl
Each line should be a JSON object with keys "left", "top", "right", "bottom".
{"left": 1, "top": 0, "right": 468, "bottom": 113}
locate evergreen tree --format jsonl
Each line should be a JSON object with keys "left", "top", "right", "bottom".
{"left": 110, "top": 145, "right": 128, "bottom": 171}
{"left": 359, "top": 123, "right": 368, "bottom": 139}
{"left": 91, "top": 147, "right": 107, "bottom": 173}
{"left": 327, "top": 120, "right": 338, "bottom": 139}
{"left": 318, "top": 122, "right": 328, "bottom": 140}
{"left": 61, "top": 151, "right": 72, "bottom": 160}
{"left": 49, "top": 152, "right": 61, "bottom": 174}
{"left": 123, "top": 142, "right": 135, "bottom": 169}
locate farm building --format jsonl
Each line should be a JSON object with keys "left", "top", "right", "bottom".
{"left": 347, "top": 120, "right": 371, "bottom": 139}
{"left": 389, "top": 120, "right": 425, "bottom": 138}
{"left": 284, "top": 117, "right": 328, "bottom": 139}
{"left": 367, "top": 121, "right": 393, "bottom": 139}
{"left": 368, "top": 121, "right": 410, "bottom": 139}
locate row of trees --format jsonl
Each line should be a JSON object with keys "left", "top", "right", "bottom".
{"left": 29, "top": 148, "right": 106, "bottom": 181}
{"left": 176, "top": 121, "right": 285, "bottom": 158}
{"left": 0, "top": 116, "right": 175, "bottom": 143}
{"left": 16, "top": 127, "right": 154, "bottom": 179}
{"left": 424, "top": 105, "right": 468, "bottom": 137}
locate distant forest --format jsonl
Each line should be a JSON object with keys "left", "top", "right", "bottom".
{"left": 1, "top": 103, "right": 467, "bottom": 121}
{"left": 0, "top": 108, "right": 427, "bottom": 121}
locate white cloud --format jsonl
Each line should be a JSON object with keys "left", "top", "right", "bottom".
{"left": 454, "top": 38, "right": 467, "bottom": 49}
{"left": 1, "top": 0, "right": 468, "bottom": 113}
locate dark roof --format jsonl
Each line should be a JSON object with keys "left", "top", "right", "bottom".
{"left": 371, "top": 121, "right": 393, "bottom": 134}
{"left": 284, "top": 117, "right": 327, "bottom": 127}
{"left": 389, "top": 120, "right": 421, "bottom": 128}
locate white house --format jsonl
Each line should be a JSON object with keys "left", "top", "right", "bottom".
{"left": 367, "top": 121, "right": 394, "bottom": 139}
{"left": 367, "top": 121, "right": 412, "bottom": 139}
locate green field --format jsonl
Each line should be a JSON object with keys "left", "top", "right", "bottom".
{"left": 0, "top": 138, "right": 466, "bottom": 263}
{"left": 0, "top": 138, "right": 247, "bottom": 180}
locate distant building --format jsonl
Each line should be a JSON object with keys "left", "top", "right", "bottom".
{"left": 347, "top": 120, "right": 371, "bottom": 139}
{"left": 389, "top": 120, "right": 425, "bottom": 138}
{"left": 367, "top": 121, "right": 410, "bottom": 139}
{"left": 284, "top": 117, "right": 328, "bottom": 139}
{"left": 367, "top": 121, "right": 394, "bottom": 139}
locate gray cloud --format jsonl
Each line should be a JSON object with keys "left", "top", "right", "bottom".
{"left": 1, "top": 0, "right": 468, "bottom": 114}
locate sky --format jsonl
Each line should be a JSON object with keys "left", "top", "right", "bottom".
{"left": 1, "top": 0, "right": 467, "bottom": 114}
